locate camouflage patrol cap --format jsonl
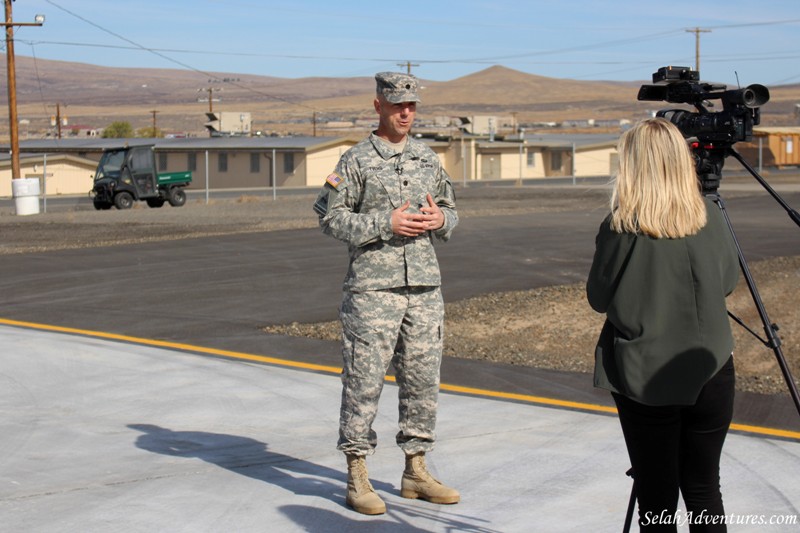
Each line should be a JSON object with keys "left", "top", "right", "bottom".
{"left": 375, "top": 72, "right": 421, "bottom": 104}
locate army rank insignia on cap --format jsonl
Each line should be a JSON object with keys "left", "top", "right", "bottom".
{"left": 326, "top": 172, "right": 343, "bottom": 189}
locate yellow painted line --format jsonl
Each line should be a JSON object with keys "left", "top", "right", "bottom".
{"left": 2, "top": 317, "right": 799, "bottom": 441}
{"left": 440, "top": 383, "right": 618, "bottom": 414}
{"left": 0, "top": 318, "right": 340, "bottom": 374}
{"left": 729, "top": 423, "right": 800, "bottom": 440}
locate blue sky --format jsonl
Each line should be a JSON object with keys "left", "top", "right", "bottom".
{"left": 9, "top": 0, "right": 800, "bottom": 87}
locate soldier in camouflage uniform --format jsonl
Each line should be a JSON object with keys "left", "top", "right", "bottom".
{"left": 313, "top": 72, "right": 460, "bottom": 515}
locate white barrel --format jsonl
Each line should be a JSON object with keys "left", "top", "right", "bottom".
{"left": 12, "top": 177, "right": 41, "bottom": 216}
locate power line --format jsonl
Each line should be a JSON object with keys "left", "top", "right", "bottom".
{"left": 26, "top": 14, "right": 800, "bottom": 69}
{"left": 28, "top": 43, "right": 50, "bottom": 116}
{"left": 30, "top": 2, "right": 800, "bottom": 85}
{"left": 42, "top": 0, "right": 318, "bottom": 112}
{"left": 19, "top": 38, "right": 800, "bottom": 70}
{"left": 21, "top": 38, "right": 408, "bottom": 63}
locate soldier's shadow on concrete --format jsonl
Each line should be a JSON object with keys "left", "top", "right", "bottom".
{"left": 128, "top": 423, "right": 382, "bottom": 499}
{"left": 128, "top": 424, "right": 496, "bottom": 532}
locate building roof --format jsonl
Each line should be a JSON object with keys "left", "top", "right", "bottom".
{"left": 476, "top": 133, "right": 619, "bottom": 151}
{"left": 0, "top": 152, "right": 97, "bottom": 166}
{"left": 13, "top": 136, "right": 352, "bottom": 154}
{"left": 753, "top": 127, "right": 800, "bottom": 135}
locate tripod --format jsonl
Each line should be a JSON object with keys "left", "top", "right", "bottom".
{"left": 702, "top": 145, "right": 800, "bottom": 418}
{"left": 621, "top": 144, "right": 800, "bottom": 533}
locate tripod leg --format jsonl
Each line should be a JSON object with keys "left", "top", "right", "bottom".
{"left": 710, "top": 194, "right": 800, "bottom": 418}
{"left": 623, "top": 468, "right": 636, "bottom": 533}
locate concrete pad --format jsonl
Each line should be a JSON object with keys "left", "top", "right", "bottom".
{"left": 1, "top": 325, "right": 798, "bottom": 532}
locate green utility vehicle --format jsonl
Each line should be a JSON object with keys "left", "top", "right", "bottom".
{"left": 90, "top": 144, "right": 192, "bottom": 210}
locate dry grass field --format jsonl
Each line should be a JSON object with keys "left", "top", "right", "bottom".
{"left": 3, "top": 56, "right": 800, "bottom": 139}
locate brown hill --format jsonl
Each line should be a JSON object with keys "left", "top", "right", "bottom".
{"left": 287, "top": 65, "right": 648, "bottom": 120}
{"left": 2, "top": 57, "right": 798, "bottom": 137}
{"left": 7, "top": 55, "right": 374, "bottom": 106}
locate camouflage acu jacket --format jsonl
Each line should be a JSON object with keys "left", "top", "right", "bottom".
{"left": 314, "top": 133, "right": 458, "bottom": 291}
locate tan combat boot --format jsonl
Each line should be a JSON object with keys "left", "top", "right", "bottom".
{"left": 345, "top": 454, "right": 386, "bottom": 515}
{"left": 400, "top": 452, "right": 460, "bottom": 504}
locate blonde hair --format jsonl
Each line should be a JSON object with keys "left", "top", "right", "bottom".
{"left": 610, "top": 118, "right": 707, "bottom": 238}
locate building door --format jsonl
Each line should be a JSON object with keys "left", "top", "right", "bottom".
{"left": 481, "top": 154, "right": 500, "bottom": 180}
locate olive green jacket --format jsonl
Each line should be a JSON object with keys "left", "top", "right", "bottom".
{"left": 587, "top": 197, "right": 739, "bottom": 406}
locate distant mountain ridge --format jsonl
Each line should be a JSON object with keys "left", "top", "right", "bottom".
{"left": 5, "top": 55, "right": 376, "bottom": 106}
{"left": 2, "top": 56, "right": 798, "bottom": 135}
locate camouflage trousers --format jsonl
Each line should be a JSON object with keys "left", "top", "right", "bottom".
{"left": 337, "top": 286, "right": 444, "bottom": 457}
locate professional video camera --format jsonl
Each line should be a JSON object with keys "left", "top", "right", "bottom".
{"left": 637, "top": 66, "right": 770, "bottom": 192}
{"left": 637, "top": 66, "right": 769, "bottom": 144}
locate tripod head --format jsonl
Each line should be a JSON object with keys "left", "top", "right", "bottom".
{"left": 691, "top": 141, "right": 731, "bottom": 195}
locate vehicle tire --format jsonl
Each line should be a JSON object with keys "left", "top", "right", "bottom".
{"left": 114, "top": 191, "right": 134, "bottom": 210}
{"left": 146, "top": 198, "right": 165, "bottom": 208}
{"left": 93, "top": 199, "right": 112, "bottom": 210}
{"left": 167, "top": 187, "right": 187, "bottom": 207}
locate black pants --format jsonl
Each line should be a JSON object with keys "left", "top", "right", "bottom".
{"left": 613, "top": 356, "right": 735, "bottom": 533}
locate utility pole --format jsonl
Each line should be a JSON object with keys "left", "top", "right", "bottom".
{"left": 198, "top": 86, "right": 221, "bottom": 113}
{"left": 397, "top": 61, "right": 419, "bottom": 75}
{"left": 685, "top": 27, "right": 711, "bottom": 72}
{"left": 52, "top": 102, "right": 67, "bottom": 139}
{"left": 150, "top": 109, "right": 158, "bottom": 136}
{"left": 2, "top": 1, "right": 44, "bottom": 180}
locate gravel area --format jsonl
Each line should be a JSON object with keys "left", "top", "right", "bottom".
{"left": 2, "top": 185, "right": 798, "bottom": 396}
{"left": 266, "top": 256, "right": 800, "bottom": 396}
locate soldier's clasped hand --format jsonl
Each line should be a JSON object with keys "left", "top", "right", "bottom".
{"left": 392, "top": 194, "right": 444, "bottom": 237}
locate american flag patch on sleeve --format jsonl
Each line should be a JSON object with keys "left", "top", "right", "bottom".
{"left": 326, "top": 173, "right": 343, "bottom": 189}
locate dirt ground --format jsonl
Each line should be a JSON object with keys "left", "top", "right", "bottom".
{"left": 266, "top": 255, "right": 800, "bottom": 396}
{"left": 3, "top": 185, "right": 799, "bottom": 397}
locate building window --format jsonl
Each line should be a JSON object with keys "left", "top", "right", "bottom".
{"left": 551, "top": 151, "right": 562, "bottom": 171}
{"left": 283, "top": 152, "right": 294, "bottom": 174}
{"left": 527, "top": 151, "right": 535, "bottom": 167}
{"left": 187, "top": 152, "right": 197, "bottom": 172}
{"left": 218, "top": 152, "right": 228, "bottom": 172}
{"left": 158, "top": 152, "right": 168, "bottom": 171}
{"left": 250, "top": 153, "right": 260, "bottom": 173}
